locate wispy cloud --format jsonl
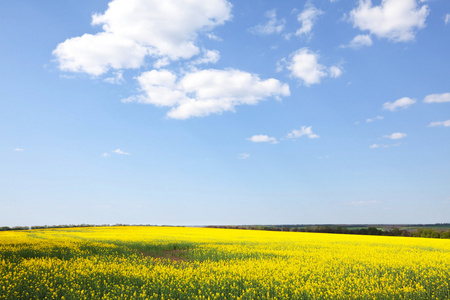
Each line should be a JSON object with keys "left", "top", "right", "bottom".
{"left": 295, "top": 3, "right": 323, "bottom": 37}
{"left": 366, "top": 116, "right": 384, "bottom": 123}
{"left": 445, "top": 14, "right": 450, "bottom": 25}
{"left": 238, "top": 153, "right": 250, "bottom": 159}
{"left": 370, "top": 143, "right": 401, "bottom": 149}
{"left": 190, "top": 50, "right": 220, "bottom": 66}
{"left": 112, "top": 149, "right": 130, "bottom": 155}
{"left": 248, "top": 10, "right": 285, "bottom": 35}
{"left": 247, "top": 134, "right": 278, "bottom": 144}
{"left": 428, "top": 120, "right": 450, "bottom": 127}
{"left": 287, "top": 126, "right": 319, "bottom": 139}
{"left": 384, "top": 132, "right": 407, "bottom": 140}
{"left": 102, "top": 153, "right": 110, "bottom": 157}
{"left": 383, "top": 97, "right": 416, "bottom": 111}
{"left": 345, "top": 200, "right": 382, "bottom": 206}
{"left": 423, "top": 93, "right": 450, "bottom": 103}
{"left": 104, "top": 71, "right": 124, "bottom": 84}
{"left": 340, "top": 34, "right": 373, "bottom": 49}
{"left": 14, "top": 148, "right": 24, "bottom": 152}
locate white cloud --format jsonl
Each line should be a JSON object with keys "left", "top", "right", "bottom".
{"left": 341, "top": 34, "right": 373, "bottom": 49}
{"left": 238, "top": 153, "right": 250, "bottom": 159}
{"left": 53, "top": 0, "right": 232, "bottom": 76}
{"left": 423, "top": 93, "right": 450, "bottom": 103}
{"left": 445, "top": 14, "right": 450, "bottom": 25}
{"left": 285, "top": 48, "right": 342, "bottom": 86}
{"left": 14, "top": 148, "right": 24, "bottom": 151}
{"left": 112, "top": 149, "right": 130, "bottom": 155}
{"left": 206, "top": 33, "right": 223, "bottom": 41}
{"left": 124, "top": 69, "right": 188, "bottom": 107}
{"left": 249, "top": 10, "right": 285, "bottom": 35}
{"left": 124, "top": 69, "right": 290, "bottom": 119}
{"left": 153, "top": 57, "right": 171, "bottom": 69}
{"left": 54, "top": 33, "right": 148, "bottom": 76}
{"left": 349, "top": 0, "right": 429, "bottom": 42}
{"left": 295, "top": 3, "right": 324, "bottom": 37}
{"left": 384, "top": 132, "right": 407, "bottom": 139}
{"left": 102, "top": 153, "right": 110, "bottom": 157}
{"left": 104, "top": 71, "right": 124, "bottom": 84}
{"left": 328, "top": 66, "right": 343, "bottom": 78}
{"left": 370, "top": 143, "right": 401, "bottom": 148}
{"left": 382, "top": 97, "right": 416, "bottom": 111}
{"left": 428, "top": 120, "right": 450, "bottom": 127}
{"left": 287, "top": 126, "right": 319, "bottom": 139}
{"left": 366, "top": 116, "right": 384, "bottom": 123}
{"left": 190, "top": 50, "right": 220, "bottom": 65}
{"left": 247, "top": 135, "right": 278, "bottom": 144}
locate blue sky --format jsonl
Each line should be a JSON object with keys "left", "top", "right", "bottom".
{"left": 1, "top": 0, "right": 449, "bottom": 227}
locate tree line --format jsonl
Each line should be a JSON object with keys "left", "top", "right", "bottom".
{"left": 2, "top": 223, "right": 450, "bottom": 239}
{"left": 0, "top": 224, "right": 158, "bottom": 231}
{"left": 206, "top": 225, "right": 450, "bottom": 239}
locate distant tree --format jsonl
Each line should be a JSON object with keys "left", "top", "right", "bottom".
{"left": 441, "top": 231, "right": 450, "bottom": 239}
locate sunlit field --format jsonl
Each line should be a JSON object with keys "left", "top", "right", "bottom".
{"left": 1, "top": 226, "right": 449, "bottom": 300}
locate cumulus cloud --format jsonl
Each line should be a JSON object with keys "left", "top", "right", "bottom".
{"left": 295, "top": 3, "right": 324, "bottom": 37}
{"left": 349, "top": 0, "right": 429, "bottom": 42}
{"left": 382, "top": 97, "right": 416, "bottom": 111}
{"left": 384, "top": 132, "right": 407, "bottom": 139}
{"left": 249, "top": 10, "right": 285, "bottom": 35}
{"left": 14, "top": 148, "right": 24, "bottom": 151}
{"left": 285, "top": 48, "right": 342, "bottom": 86}
{"left": 124, "top": 69, "right": 290, "bottom": 119}
{"left": 238, "top": 153, "right": 250, "bottom": 159}
{"left": 286, "top": 126, "right": 319, "bottom": 139}
{"left": 54, "top": 33, "right": 148, "bottom": 76}
{"left": 112, "top": 149, "right": 130, "bottom": 155}
{"left": 341, "top": 34, "right": 373, "bottom": 49}
{"left": 428, "top": 120, "right": 450, "bottom": 127}
{"left": 247, "top": 135, "right": 278, "bottom": 144}
{"left": 53, "top": 0, "right": 232, "bottom": 75}
{"left": 423, "top": 93, "right": 450, "bottom": 103}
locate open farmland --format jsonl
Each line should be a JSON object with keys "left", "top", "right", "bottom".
{"left": 1, "top": 226, "right": 449, "bottom": 300}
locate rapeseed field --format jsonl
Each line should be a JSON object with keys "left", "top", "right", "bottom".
{"left": 1, "top": 226, "right": 449, "bottom": 299}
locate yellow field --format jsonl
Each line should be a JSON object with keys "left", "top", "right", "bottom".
{"left": 1, "top": 226, "right": 449, "bottom": 300}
